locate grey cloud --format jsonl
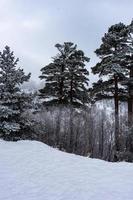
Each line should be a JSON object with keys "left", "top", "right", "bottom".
{"left": 0, "top": 0, "right": 132, "bottom": 83}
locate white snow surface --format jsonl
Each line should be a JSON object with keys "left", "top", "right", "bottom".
{"left": 0, "top": 140, "right": 133, "bottom": 200}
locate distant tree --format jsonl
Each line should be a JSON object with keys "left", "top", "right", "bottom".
{"left": 91, "top": 23, "right": 129, "bottom": 155}
{"left": 0, "top": 46, "right": 31, "bottom": 140}
{"left": 39, "top": 42, "right": 90, "bottom": 106}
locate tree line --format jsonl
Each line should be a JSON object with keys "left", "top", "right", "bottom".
{"left": 0, "top": 20, "right": 133, "bottom": 162}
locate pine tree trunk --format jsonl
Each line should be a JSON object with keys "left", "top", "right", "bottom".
{"left": 128, "top": 68, "right": 133, "bottom": 128}
{"left": 59, "top": 64, "right": 64, "bottom": 103}
{"left": 114, "top": 75, "right": 120, "bottom": 154}
{"left": 70, "top": 76, "right": 73, "bottom": 104}
{"left": 67, "top": 107, "right": 74, "bottom": 153}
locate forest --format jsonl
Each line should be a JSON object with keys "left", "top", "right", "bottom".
{"left": 0, "top": 20, "right": 133, "bottom": 162}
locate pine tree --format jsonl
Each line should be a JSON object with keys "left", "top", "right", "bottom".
{"left": 0, "top": 46, "right": 31, "bottom": 140}
{"left": 67, "top": 49, "right": 90, "bottom": 105}
{"left": 39, "top": 42, "right": 90, "bottom": 106}
{"left": 91, "top": 23, "right": 129, "bottom": 156}
{"left": 121, "top": 20, "right": 133, "bottom": 127}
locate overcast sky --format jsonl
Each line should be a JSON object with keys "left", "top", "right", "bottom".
{"left": 0, "top": 0, "right": 133, "bottom": 84}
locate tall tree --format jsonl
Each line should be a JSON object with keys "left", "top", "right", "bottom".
{"left": 39, "top": 43, "right": 76, "bottom": 105}
{"left": 0, "top": 46, "right": 31, "bottom": 140}
{"left": 121, "top": 20, "right": 133, "bottom": 127}
{"left": 39, "top": 42, "right": 90, "bottom": 106}
{"left": 67, "top": 48, "right": 90, "bottom": 105}
{"left": 91, "top": 23, "right": 129, "bottom": 155}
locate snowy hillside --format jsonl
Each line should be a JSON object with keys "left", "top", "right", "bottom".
{"left": 0, "top": 140, "right": 133, "bottom": 200}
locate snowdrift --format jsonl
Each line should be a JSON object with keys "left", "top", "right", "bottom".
{"left": 0, "top": 140, "right": 133, "bottom": 200}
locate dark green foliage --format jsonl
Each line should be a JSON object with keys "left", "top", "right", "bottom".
{"left": 91, "top": 22, "right": 130, "bottom": 105}
{"left": 120, "top": 20, "right": 133, "bottom": 126}
{"left": 39, "top": 42, "right": 90, "bottom": 106}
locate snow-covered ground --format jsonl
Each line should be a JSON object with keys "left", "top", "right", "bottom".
{"left": 0, "top": 140, "right": 133, "bottom": 200}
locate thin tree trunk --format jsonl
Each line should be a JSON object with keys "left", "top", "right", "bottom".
{"left": 70, "top": 76, "right": 73, "bottom": 104}
{"left": 114, "top": 75, "right": 120, "bottom": 154}
{"left": 68, "top": 107, "right": 74, "bottom": 153}
{"left": 128, "top": 67, "right": 133, "bottom": 128}
{"left": 59, "top": 64, "right": 64, "bottom": 103}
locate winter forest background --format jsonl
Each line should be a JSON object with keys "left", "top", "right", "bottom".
{"left": 0, "top": 20, "right": 133, "bottom": 162}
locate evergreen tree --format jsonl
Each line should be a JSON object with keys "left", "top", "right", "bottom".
{"left": 0, "top": 46, "right": 31, "bottom": 140}
{"left": 91, "top": 23, "right": 129, "bottom": 155}
{"left": 39, "top": 42, "right": 90, "bottom": 106}
{"left": 121, "top": 20, "right": 133, "bottom": 127}
{"left": 67, "top": 49, "right": 90, "bottom": 105}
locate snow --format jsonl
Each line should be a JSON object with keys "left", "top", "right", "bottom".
{"left": 0, "top": 140, "right": 133, "bottom": 200}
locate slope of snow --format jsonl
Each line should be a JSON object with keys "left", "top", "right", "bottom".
{"left": 0, "top": 140, "right": 133, "bottom": 200}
